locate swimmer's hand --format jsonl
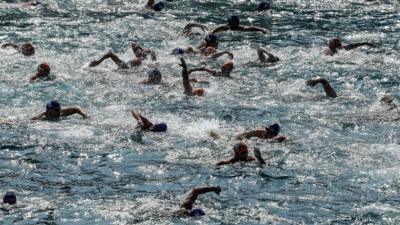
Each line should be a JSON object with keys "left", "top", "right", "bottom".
{"left": 253, "top": 147, "right": 266, "bottom": 165}
{"left": 306, "top": 78, "right": 324, "bottom": 87}
{"left": 214, "top": 186, "right": 221, "bottom": 195}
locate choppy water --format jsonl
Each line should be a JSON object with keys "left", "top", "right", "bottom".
{"left": 0, "top": 0, "right": 399, "bottom": 224}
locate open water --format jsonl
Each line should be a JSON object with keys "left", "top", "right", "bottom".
{"left": 0, "top": 0, "right": 399, "bottom": 224}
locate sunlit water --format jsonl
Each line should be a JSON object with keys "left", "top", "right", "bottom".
{"left": 0, "top": 0, "right": 399, "bottom": 224}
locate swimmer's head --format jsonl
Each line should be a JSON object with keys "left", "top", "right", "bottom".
{"left": 21, "top": 43, "right": 35, "bottom": 56}
{"left": 205, "top": 34, "right": 218, "bottom": 48}
{"left": 147, "top": 68, "right": 162, "bottom": 84}
{"left": 233, "top": 141, "right": 248, "bottom": 161}
{"left": 266, "top": 123, "right": 280, "bottom": 136}
{"left": 220, "top": 61, "right": 234, "bottom": 76}
{"left": 151, "top": 123, "right": 167, "bottom": 132}
{"left": 227, "top": 15, "right": 240, "bottom": 29}
{"left": 189, "top": 208, "right": 206, "bottom": 217}
{"left": 329, "top": 38, "right": 342, "bottom": 50}
{"left": 152, "top": 2, "right": 165, "bottom": 11}
{"left": 3, "top": 192, "right": 17, "bottom": 205}
{"left": 37, "top": 63, "right": 51, "bottom": 77}
{"left": 172, "top": 48, "right": 185, "bottom": 55}
{"left": 257, "top": 1, "right": 271, "bottom": 11}
{"left": 46, "top": 100, "right": 61, "bottom": 117}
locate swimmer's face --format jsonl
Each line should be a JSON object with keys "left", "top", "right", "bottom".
{"left": 45, "top": 108, "right": 61, "bottom": 118}
{"left": 204, "top": 47, "right": 217, "bottom": 56}
{"left": 21, "top": 43, "right": 35, "bottom": 56}
{"left": 329, "top": 38, "right": 342, "bottom": 49}
{"left": 234, "top": 144, "right": 248, "bottom": 161}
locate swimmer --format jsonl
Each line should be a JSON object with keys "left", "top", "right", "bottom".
{"left": 306, "top": 78, "right": 337, "bottom": 98}
{"left": 216, "top": 142, "right": 266, "bottom": 166}
{"left": 380, "top": 94, "right": 399, "bottom": 112}
{"left": 324, "top": 37, "right": 375, "bottom": 56}
{"left": 131, "top": 110, "right": 167, "bottom": 132}
{"left": 185, "top": 60, "right": 234, "bottom": 78}
{"left": 140, "top": 68, "right": 162, "bottom": 84}
{"left": 257, "top": 47, "right": 279, "bottom": 63}
{"left": 179, "top": 58, "right": 207, "bottom": 96}
{"left": 2, "top": 192, "right": 17, "bottom": 205}
{"left": 145, "top": 0, "right": 166, "bottom": 11}
{"left": 1, "top": 42, "right": 35, "bottom": 56}
{"left": 237, "top": 123, "right": 287, "bottom": 142}
{"left": 172, "top": 186, "right": 221, "bottom": 217}
{"left": 211, "top": 15, "right": 267, "bottom": 35}
{"left": 30, "top": 63, "right": 51, "bottom": 82}
{"left": 172, "top": 46, "right": 219, "bottom": 57}
{"left": 89, "top": 43, "right": 156, "bottom": 69}
{"left": 31, "top": 100, "right": 89, "bottom": 120}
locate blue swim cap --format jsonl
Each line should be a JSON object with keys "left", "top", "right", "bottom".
{"left": 3, "top": 192, "right": 17, "bottom": 205}
{"left": 151, "top": 123, "right": 167, "bottom": 132}
{"left": 189, "top": 208, "right": 206, "bottom": 217}
{"left": 257, "top": 1, "right": 271, "bottom": 10}
{"left": 173, "top": 48, "right": 185, "bottom": 55}
{"left": 152, "top": 2, "right": 164, "bottom": 11}
{"left": 205, "top": 34, "right": 218, "bottom": 44}
{"left": 147, "top": 68, "right": 162, "bottom": 83}
{"left": 46, "top": 100, "right": 61, "bottom": 110}
{"left": 266, "top": 123, "right": 280, "bottom": 136}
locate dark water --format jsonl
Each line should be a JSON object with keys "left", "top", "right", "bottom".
{"left": 0, "top": 0, "right": 399, "bottom": 224}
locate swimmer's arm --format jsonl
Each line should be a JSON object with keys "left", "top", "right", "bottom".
{"left": 268, "top": 136, "right": 287, "bottom": 143}
{"left": 181, "top": 186, "right": 221, "bottom": 210}
{"left": 143, "top": 49, "right": 157, "bottom": 61}
{"left": 216, "top": 158, "right": 235, "bottom": 166}
{"left": 1, "top": 43, "right": 19, "bottom": 50}
{"left": 183, "top": 23, "right": 208, "bottom": 35}
{"left": 29, "top": 74, "right": 39, "bottom": 83}
{"left": 60, "top": 107, "right": 89, "bottom": 118}
{"left": 179, "top": 58, "right": 194, "bottom": 95}
{"left": 209, "top": 51, "right": 234, "bottom": 60}
{"left": 343, "top": 42, "right": 375, "bottom": 50}
{"left": 258, "top": 48, "right": 279, "bottom": 63}
{"left": 31, "top": 112, "right": 46, "bottom": 120}
{"left": 210, "top": 25, "right": 230, "bottom": 34}
{"left": 253, "top": 148, "right": 266, "bottom": 165}
{"left": 306, "top": 78, "right": 337, "bottom": 98}
{"left": 239, "top": 26, "right": 267, "bottom": 34}
{"left": 188, "top": 68, "right": 214, "bottom": 75}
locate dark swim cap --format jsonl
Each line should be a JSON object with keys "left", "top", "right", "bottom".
{"left": 257, "top": 2, "right": 271, "bottom": 10}
{"left": 227, "top": 15, "right": 240, "bottom": 27}
{"left": 147, "top": 68, "right": 162, "bottom": 84}
{"left": 189, "top": 208, "right": 206, "bottom": 217}
{"left": 173, "top": 48, "right": 185, "bottom": 55}
{"left": 266, "top": 123, "right": 280, "bottom": 136}
{"left": 3, "top": 192, "right": 17, "bottom": 205}
{"left": 205, "top": 34, "right": 218, "bottom": 44}
{"left": 151, "top": 123, "right": 167, "bottom": 132}
{"left": 152, "top": 2, "right": 164, "bottom": 11}
{"left": 46, "top": 100, "right": 61, "bottom": 110}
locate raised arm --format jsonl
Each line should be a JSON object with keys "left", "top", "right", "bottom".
{"left": 180, "top": 186, "right": 221, "bottom": 210}
{"left": 236, "top": 130, "right": 266, "bottom": 140}
{"left": 306, "top": 78, "right": 337, "bottom": 98}
{"left": 210, "top": 25, "right": 230, "bottom": 34}
{"left": 216, "top": 158, "right": 235, "bottom": 166}
{"left": 253, "top": 148, "right": 266, "bottom": 165}
{"left": 60, "top": 107, "right": 89, "bottom": 118}
{"left": 131, "top": 111, "right": 153, "bottom": 129}
{"left": 343, "top": 42, "right": 375, "bottom": 50}
{"left": 238, "top": 26, "right": 267, "bottom": 34}
{"left": 209, "top": 51, "right": 234, "bottom": 60}
{"left": 179, "top": 58, "right": 193, "bottom": 95}
{"left": 257, "top": 47, "right": 279, "bottom": 63}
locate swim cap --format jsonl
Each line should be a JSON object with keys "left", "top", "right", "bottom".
{"left": 266, "top": 123, "right": 280, "bottom": 136}
{"left": 233, "top": 142, "right": 248, "bottom": 154}
{"left": 227, "top": 15, "right": 240, "bottom": 28}
{"left": 189, "top": 208, "right": 206, "bottom": 217}
{"left": 21, "top": 43, "right": 35, "bottom": 56}
{"left": 221, "top": 61, "right": 234, "bottom": 71}
{"left": 151, "top": 123, "right": 167, "bottom": 132}
{"left": 329, "top": 38, "right": 342, "bottom": 48}
{"left": 147, "top": 68, "right": 162, "bottom": 83}
{"left": 152, "top": 2, "right": 164, "bottom": 11}
{"left": 172, "top": 48, "right": 185, "bottom": 55}
{"left": 3, "top": 192, "right": 17, "bottom": 205}
{"left": 205, "top": 34, "right": 218, "bottom": 44}
{"left": 257, "top": 2, "right": 271, "bottom": 10}
{"left": 37, "top": 63, "right": 50, "bottom": 74}
{"left": 46, "top": 100, "right": 61, "bottom": 110}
